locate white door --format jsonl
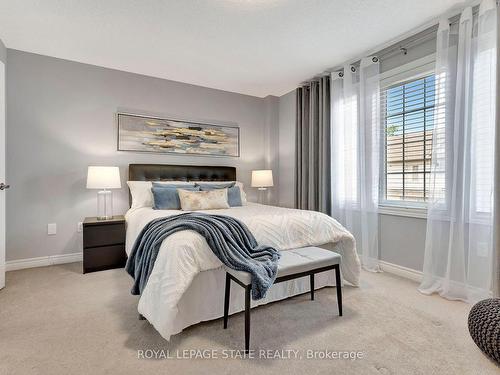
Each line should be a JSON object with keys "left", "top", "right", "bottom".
{"left": 0, "top": 60, "right": 5, "bottom": 289}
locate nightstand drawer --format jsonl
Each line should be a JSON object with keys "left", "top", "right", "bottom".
{"left": 83, "top": 223, "right": 125, "bottom": 248}
{"left": 83, "top": 245, "right": 126, "bottom": 273}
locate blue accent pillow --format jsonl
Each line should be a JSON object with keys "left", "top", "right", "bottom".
{"left": 152, "top": 186, "right": 200, "bottom": 210}
{"left": 226, "top": 186, "right": 243, "bottom": 207}
{"left": 197, "top": 185, "right": 242, "bottom": 207}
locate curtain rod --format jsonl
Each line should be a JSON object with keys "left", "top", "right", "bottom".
{"left": 335, "top": 4, "right": 481, "bottom": 71}
{"left": 300, "top": 2, "right": 483, "bottom": 84}
{"left": 370, "top": 4, "right": 480, "bottom": 65}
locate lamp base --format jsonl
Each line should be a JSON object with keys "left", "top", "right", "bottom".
{"left": 97, "top": 190, "right": 113, "bottom": 220}
{"left": 257, "top": 188, "right": 268, "bottom": 204}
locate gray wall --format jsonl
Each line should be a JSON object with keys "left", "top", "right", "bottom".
{"left": 263, "top": 95, "right": 280, "bottom": 205}
{"left": 6, "top": 50, "right": 277, "bottom": 261}
{"left": 379, "top": 214, "right": 426, "bottom": 271}
{"left": 278, "top": 90, "right": 295, "bottom": 208}
{"left": 0, "top": 39, "right": 5, "bottom": 63}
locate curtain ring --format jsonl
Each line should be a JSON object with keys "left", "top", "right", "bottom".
{"left": 372, "top": 56, "right": 379, "bottom": 63}
{"left": 338, "top": 72, "right": 344, "bottom": 78}
{"left": 400, "top": 47, "right": 408, "bottom": 55}
{"left": 350, "top": 66, "right": 356, "bottom": 73}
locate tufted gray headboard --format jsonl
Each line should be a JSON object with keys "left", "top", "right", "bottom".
{"left": 128, "top": 164, "right": 237, "bottom": 206}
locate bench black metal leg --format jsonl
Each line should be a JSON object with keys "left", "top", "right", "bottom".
{"left": 310, "top": 273, "right": 315, "bottom": 300}
{"left": 245, "top": 285, "right": 251, "bottom": 352}
{"left": 224, "top": 273, "right": 230, "bottom": 329}
{"left": 334, "top": 264, "right": 342, "bottom": 316}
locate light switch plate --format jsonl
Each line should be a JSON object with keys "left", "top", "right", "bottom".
{"left": 47, "top": 223, "right": 57, "bottom": 235}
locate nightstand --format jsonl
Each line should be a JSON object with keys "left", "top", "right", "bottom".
{"left": 83, "top": 215, "right": 126, "bottom": 274}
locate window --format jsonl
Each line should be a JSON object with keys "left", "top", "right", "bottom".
{"left": 381, "top": 74, "right": 436, "bottom": 205}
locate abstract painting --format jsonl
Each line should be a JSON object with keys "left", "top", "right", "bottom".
{"left": 117, "top": 113, "right": 240, "bottom": 157}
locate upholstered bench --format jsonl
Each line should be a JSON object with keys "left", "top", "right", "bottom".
{"left": 223, "top": 246, "right": 342, "bottom": 351}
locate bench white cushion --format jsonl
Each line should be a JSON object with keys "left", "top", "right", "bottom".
{"left": 225, "top": 246, "right": 341, "bottom": 286}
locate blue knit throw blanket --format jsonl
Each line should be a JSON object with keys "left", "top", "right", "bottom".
{"left": 125, "top": 212, "right": 281, "bottom": 300}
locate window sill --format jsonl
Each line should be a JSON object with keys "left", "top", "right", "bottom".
{"left": 378, "top": 204, "right": 427, "bottom": 219}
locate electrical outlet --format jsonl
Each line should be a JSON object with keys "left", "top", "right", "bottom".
{"left": 77, "top": 222, "right": 83, "bottom": 233}
{"left": 47, "top": 223, "right": 57, "bottom": 235}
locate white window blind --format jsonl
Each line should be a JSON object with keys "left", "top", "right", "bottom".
{"left": 381, "top": 74, "right": 439, "bottom": 204}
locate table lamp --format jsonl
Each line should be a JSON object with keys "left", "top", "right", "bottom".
{"left": 251, "top": 170, "right": 273, "bottom": 203}
{"left": 86, "top": 166, "right": 121, "bottom": 220}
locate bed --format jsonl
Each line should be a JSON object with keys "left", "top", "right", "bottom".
{"left": 125, "top": 164, "right": 361, "bottom": 340}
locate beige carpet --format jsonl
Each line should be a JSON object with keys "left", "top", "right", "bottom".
{"left": 0, "top": 263, "right": 497, "bottom": 375}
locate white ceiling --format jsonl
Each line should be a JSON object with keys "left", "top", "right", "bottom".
{"left": 0, "top": 0, "right": 465, "bottom": 97}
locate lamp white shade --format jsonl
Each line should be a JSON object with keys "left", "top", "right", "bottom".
{"left": 86, "top": 166, "right": 121, "bottom": 189}
{"left": 251, "top": 170, "right": 273, "bottom": 188}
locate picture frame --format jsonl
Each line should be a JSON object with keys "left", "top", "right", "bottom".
{"left": 117, "top": 112, "right": 240, "bottom": 157}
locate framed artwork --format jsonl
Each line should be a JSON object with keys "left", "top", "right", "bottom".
{"left": 117, "top": 112, "right": 240, "bottom": 157}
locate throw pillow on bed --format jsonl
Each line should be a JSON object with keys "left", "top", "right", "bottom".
{"left": 151, "top": 186, "right": 200, "bottom": 210}
{"left": 178, "top": 188, "right": 230, "bottom": 211}
{"left": 127, "top": 181, "right": 194, "bottom": 209}
{"left": 195, "top": 183, "right": 242, "bottom": 207}
{"left": 190, "top": 181, "right": 248, "bottom": 205}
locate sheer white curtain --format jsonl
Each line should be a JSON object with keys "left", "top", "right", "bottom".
{"left": 331, "top": 57, "right": 381, "bottom": 272}
{"left": 419, "top": 0, "right": 497, "bottom": 303}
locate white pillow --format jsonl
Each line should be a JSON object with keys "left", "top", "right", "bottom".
{"left": 178, "top": 188, "right": 230, "bottom": 211}
{"left": 188, "top": 181, "right": 248, "bottom": 205}
{"left": 127, "top": 181, "right": 194, "bottom": 209}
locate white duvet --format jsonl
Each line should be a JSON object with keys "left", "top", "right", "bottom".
{"left": 125, "top": 203, "right": 361, "bottom": 340}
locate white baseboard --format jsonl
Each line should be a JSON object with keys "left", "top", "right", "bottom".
{"left": 5, "top": 253, "right": 423, "bottom": 284}
{"left": 6, "top": 252, "right": 83, "bottom": 272}
{"left": 0, "top": 264, "right": 4, "bottom": 288}
{"left": 380, "top": 260, "right": 423, "bottom": 283}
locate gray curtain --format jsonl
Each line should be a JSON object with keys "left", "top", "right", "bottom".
{"left": 295, "top": 76, "right": 331, "bottom": 213}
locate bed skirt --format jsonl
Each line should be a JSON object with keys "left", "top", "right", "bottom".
{"left": 137, "top": 243, "right": 343, "bottom": 340}
{"left": 139, "top": 266, "right": 337, "bottom": 339}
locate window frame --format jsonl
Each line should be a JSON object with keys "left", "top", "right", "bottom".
{"left": 379, "top": 54, "right": 436, "bottom": 216}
